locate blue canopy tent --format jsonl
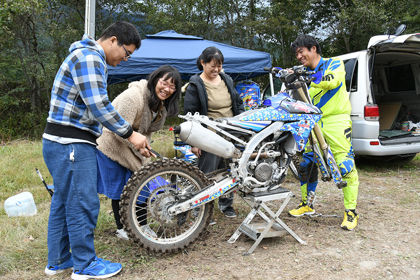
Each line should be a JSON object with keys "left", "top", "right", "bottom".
{"left": 107, "top": 30, "right": 272, "bottom": 85}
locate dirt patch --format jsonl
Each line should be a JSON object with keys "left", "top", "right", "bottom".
{"left": 2, "top": 159, "right": 420, "bottom": 280}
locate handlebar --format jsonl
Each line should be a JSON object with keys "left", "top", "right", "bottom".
{"left": 264, "top": 66, "right": 315, "bottom": 75}
{"left": 264, "top": 66, "right": 319, "bottom": 84}
{"left": 263, "top": 66, "right": 281, "bottom": 74}
{"left": 263, "top": 67, "right": 275, "bottom": 72}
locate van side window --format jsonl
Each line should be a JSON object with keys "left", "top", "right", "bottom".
{"left": 385, "top": 64, "right": 416, "bottom": 92}
{"left": 344, "top": 58, "right": 358, "bottom": 92}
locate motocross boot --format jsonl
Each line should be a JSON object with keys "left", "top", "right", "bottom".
{"left": 288, "top": 202, "right": 315, "bottom": 216}
{"left": 341, "top": 209, "right": 359, "bottom": 230}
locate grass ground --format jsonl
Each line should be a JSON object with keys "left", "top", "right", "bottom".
{"left": 0, "top": 128, "right": 176, "bottom": 277}
{"left": 1, "top": 137, "right": 419, "bottom": 279}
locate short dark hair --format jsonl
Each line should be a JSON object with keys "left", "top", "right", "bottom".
{"left": 290, "top": 35, "right": 321, "bottom": 55}
{"left": 100, "top": 21, "right": 141, "bottom": 50}
{"left": 147, "top": 65, "right": 181, "bottom": 117}
{"left": 196, "top": 46, "right": 224, "bottom": 71}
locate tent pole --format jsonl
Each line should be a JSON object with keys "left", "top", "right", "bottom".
{"left": 85, "top": 0, "right": 96, "bottom": 38}
{"left": 269, "top": 73, "right": 275, "bottom": 98}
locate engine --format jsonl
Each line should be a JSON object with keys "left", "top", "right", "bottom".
{"left": 242, "top": 146, "right": 289, "bottom": 192}
{"left": 254, "top": 161, "right": 273, "bottom": 182}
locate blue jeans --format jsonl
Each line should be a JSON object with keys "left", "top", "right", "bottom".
{"left": 43, "top": 138, "right": 99, "bottom": 270}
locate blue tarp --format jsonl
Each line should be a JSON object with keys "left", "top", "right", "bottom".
{"left": 107, "top": 30, "right": 272, "bottom": 84}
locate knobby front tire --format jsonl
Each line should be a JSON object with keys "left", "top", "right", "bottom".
{"left": 120, "top": 159, "right": 213, "bottom": 253}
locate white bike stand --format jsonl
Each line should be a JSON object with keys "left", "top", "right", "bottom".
{"left": 228, "top": 187, "right": 307, "bottom": 255}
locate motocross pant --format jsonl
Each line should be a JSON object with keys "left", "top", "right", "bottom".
{"left": 299, "top": 114, "right": 359, "bottom": 210}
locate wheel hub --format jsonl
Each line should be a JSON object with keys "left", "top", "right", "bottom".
{"left": 148, "top": 186, "right": 179, "bottom": 226}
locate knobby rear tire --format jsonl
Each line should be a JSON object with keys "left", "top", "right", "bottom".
{"left": 120, "top": 159, "right": 213, "bottom": 253}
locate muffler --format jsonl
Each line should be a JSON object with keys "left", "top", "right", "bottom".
{"left": 174, "top": 121, "right": 241, "bottom": 159}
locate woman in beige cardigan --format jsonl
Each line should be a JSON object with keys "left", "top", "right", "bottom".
{"left": 96, "top": 65, "right": 181, "bottom": 240}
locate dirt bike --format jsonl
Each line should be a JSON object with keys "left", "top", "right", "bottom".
{"left": 120, "top": 66, "right": 347, "bottom": 253}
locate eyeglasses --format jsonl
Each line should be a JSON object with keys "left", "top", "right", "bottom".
{"left": 159, "top": 79, "right": 176, "bottom": 92}
{"left": 122, "top": 45, "right": 131, "bottom": 60}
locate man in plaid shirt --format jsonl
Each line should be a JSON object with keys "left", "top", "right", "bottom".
{"left": 42, "top": 22, "right": 150, "bottom": 279}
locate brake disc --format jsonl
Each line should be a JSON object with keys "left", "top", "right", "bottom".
{"left": 147, "top": 186, "right": 191, "bottom": 227}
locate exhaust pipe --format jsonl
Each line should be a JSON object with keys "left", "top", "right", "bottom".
{"left": 174, "top": 121, "right": 241, "bottom": 159}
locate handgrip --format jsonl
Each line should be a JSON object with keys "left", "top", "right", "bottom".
{"left": 263, "top": 67, "right": 281, "bottom": 74}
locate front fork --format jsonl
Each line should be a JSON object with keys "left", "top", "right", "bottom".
{"left": 312, "top": 141, "right": 347, "bottom": 188}
{"left": 295, "top": 84, "right": 347, "bottom": 189}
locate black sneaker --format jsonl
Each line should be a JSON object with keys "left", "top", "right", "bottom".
{"left": 209, "top": 219, "right": 216, "bottom": 226}
{"left": 223, "top": 206, "right": 237, "bottom": 218}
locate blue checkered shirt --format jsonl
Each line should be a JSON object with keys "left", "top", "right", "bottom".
{"left": 46, "top": 35, "right": 131, "bottom": 139}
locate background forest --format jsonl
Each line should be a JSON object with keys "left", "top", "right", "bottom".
{"left": 1, "top": 0, "right": 419, "bottom": 142}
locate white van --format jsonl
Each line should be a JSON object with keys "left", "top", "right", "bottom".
{"left": 338, "top": 27, "right": 420, "bottom": 160}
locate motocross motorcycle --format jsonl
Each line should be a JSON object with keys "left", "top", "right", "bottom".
{"left": 120, "top": 66, "right": 347, "bottom": 253}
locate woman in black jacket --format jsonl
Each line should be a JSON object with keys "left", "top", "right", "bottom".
{"left": 184, "top": 46, "right": 244, "bottom": 223}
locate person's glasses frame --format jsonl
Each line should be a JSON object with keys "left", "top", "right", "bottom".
{"left": 121, "top": 45, "right": 131, "bottom": 60}
{"left": 158, "top": 79, "right": 176, "bottom": 92}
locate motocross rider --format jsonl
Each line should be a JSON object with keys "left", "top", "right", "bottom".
{"left": 288, "top": 35, "right": 360, "bottom": 230}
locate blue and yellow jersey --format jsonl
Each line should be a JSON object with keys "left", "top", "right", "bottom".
{"left": 307, "top": 57, "right": 351, "bottom": 117}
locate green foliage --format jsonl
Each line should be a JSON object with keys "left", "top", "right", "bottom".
{"left": 107, "top": 82, "right": 131, "bottom": 101}
{"left": 0, "top": 60, "right": 24, "bottom": 83}
{"left": 1, "top": 0, "right": 420, "bottom": 141}
{"left": 0, "top": 0, "right": 50, "bottom": 110}
{"left": 138, "top": 0, "right": 271, "bottom": 53}
{"left": 137, "top": 0, "right": 214, "bottom": 36}
{"left": 400, "top": 0, "right": 420, "bottom": 33}
{"left": 310, "top": 0, "right": 385, "bottom": 55}
{"left": 0, "top": 0, "right": 147, "bottom": 142}
{"left": 0, "top": 93, "right": 48, "bottom": 141}
{"left": 257, "top": 0, "right": 312, "bottom": 67}
{"left": 95, "top": 0, "right": 146, "bottom": 37}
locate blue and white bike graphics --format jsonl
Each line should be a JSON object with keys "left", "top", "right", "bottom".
{"left": 120, "top": 66, "right": 346, "bottom": 252}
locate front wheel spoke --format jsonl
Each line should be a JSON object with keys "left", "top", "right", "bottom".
{"left": 173, "top": 225, "right": 179, "bottom": 238}
{"left": 155, "top": 224, "right": 162, "bottom": 238}
{"left": 179, "top": 224, "right": 187, "bottom": 235}
{"left": 168, "top": 227, "right": 174, "bottom": 239}
{"left": 171, "top": 226, "right": 176, "bottom": 239}
{"left": 162, "top": 227, "right": 167, "bottom": 239}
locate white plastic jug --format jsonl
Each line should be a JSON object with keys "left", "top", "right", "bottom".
{"left": 4, "top": 191, "right": 37, "bottom": 217}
